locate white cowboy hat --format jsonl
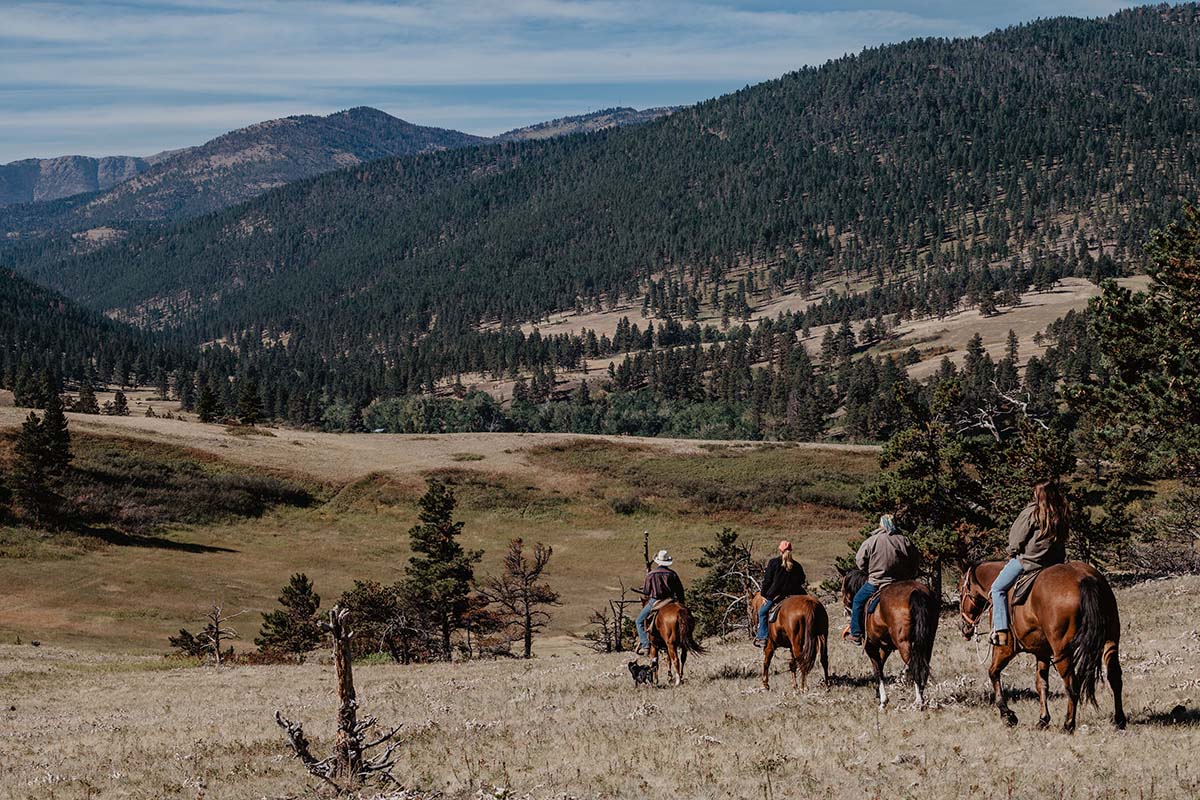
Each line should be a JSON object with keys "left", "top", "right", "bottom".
{"left": 653, "top": 549, "right": 673, "bottom": 566}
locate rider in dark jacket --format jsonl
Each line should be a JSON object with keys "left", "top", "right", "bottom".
{"left": 636, "top": 549, "right": 686, "bottom": 655}
{"left": 755, "top": 540, "right": 807, "bottom": 646}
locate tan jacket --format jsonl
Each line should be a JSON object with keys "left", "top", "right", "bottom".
{"left": 1007, "top": 502, "right": 1067, "bottom": 572}
{"left": 855, "top": 527, "right": 919, "bottom": 587}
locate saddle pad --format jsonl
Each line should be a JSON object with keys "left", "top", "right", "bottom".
{"left": 643, "top": 599, "right": 675, "bottom": 628}
{"left": 1008, "top": 568, "right": 1042, "bottom": 607}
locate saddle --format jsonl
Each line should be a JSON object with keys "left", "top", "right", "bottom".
{"left": 642, "top": 598, "right": 675, "bottom": 628}
{"left": 866, "top": 589, "right": 883, "bottom": 616}
{"left": 1007, "top": 567, "right": 1042, "bottom": 607}
{"left": 767, "top": 593, "right": 808, "bottom": 623}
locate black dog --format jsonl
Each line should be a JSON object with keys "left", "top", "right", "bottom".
{"left": 628, "top": 660, "right": 655, "bottom": 686}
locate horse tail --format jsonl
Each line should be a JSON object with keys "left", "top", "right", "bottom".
{"left": 1073, "top": 575, "right": 1107, "bottom": 707}
{"left": 679, "top": 606, "right": 706, "bottom": 655}
{"left": 906, "top": 587, "right": 939, "bottom": 689}
{"left": 795, "top": 601, "right": 826, "bottom": 676}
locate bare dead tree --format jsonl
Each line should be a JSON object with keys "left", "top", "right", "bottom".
{"left": 478, "top": 538, "right": 561, "bottom": 658}
{"left": 275, "top": 606, "right": 402, "bottom": 792}
{"left": 201, "top": 604, "right": 246, "bottom": 668}
{"left": 608, "top": 580, "right": 642, "bottom": 653}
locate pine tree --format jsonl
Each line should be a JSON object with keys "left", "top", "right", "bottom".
{"left": 74, "top": 382, "right": 100, "bottom": 414}
{"left": 255, "top": 573, "right": 324, "bottom": 661}
{"left": 686, "top": 528, "right": 755, "bottom": 638}
{"left": 40, "top": 391, "right": 72, "bottom": 480}
{"left": 110, "top": 390, "right": 130, "bottom": 416}
{"left": 196, "top": 383, "right": 219, "bottom": 423}
{"left": 10, "top": 412, "right": 59, "bottom": 523}
{"left": 404, "top": 480, "right": 482, "bottom": 659}
{"left": 237, "top": 377, "right": 264, "bottom": 425}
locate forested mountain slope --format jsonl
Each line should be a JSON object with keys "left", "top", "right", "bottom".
{"left": 495, "top": 106, "right": 679, "bottom": 141}
{"left": 16, "top": 5, "right": 1199, "bottom": 362}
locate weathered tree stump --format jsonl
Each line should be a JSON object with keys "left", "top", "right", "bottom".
{"left": 275, "top": 605, "right": 402, "bottom": 792}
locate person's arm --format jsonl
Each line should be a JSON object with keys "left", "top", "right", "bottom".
{"left": 670, "top": 571, "right": 686, "bottom": 602}
{"left": 762, "top": 558, "right": 778, "bottom": 599}
{"left": 1007, "top": 506, "right": 1035, "bottom": 557}
{"left": 855, "top": 536, "right": 872, "bottom": 571}
{"left": 641, "top": 571, "right": 654, "bottom": 597}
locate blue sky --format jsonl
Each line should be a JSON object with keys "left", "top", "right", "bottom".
{"left": 0, "top": 0, "right": 1137, "bottom": 162}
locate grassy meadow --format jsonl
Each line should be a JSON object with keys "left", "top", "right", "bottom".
{"left": 0, "top": 576, "right": 1196, "bottom": 799}
{"left": 0, "top": 423, "right": 876, "bottom": 652}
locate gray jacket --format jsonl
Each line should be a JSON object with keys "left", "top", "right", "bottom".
{"left": 1007, "top": 502, "right": 1067, "bottom": 572}
{"left": 855, "top": 527, "right": 919, "bottom": 587}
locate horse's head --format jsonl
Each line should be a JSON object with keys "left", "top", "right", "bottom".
{"left": 839, "top": 568, "right": 866, "bottom": 618}
{"left": 958, "top": 565, "right": 989, "bottom": 640}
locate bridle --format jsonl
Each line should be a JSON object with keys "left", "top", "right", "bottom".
{"left": 959, "top": 565, "right": 990, "bottom": 640}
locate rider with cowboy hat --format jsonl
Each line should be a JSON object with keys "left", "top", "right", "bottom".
{"left": 755, "top": 539, "right": 808, "bottom": 647}
{"left": 636, "top": 549, "right": 686, "bottom": 655}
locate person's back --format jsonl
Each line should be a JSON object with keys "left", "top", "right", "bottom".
{"left": 990, "top": 481, "right": 1070, "bottom": 647}
{"left": 637, "top": 549, "right": 685, "bottom": 654}
{"left": 847, "top": 515, "right": 915, "bottom": 645}
{"left": 756, "top": 540, "right": 806, "bottom": 646}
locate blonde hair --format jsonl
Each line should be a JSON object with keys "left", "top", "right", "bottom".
{"left": 1033, "top": 481, "right": 1070, "bottom": 543}
{"left": 781, "top": 549, "right": 794, "bottom": 571}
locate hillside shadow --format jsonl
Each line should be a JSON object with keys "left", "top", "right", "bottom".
{"left": 80, "top": 525, "right": 236, "bottom": 554}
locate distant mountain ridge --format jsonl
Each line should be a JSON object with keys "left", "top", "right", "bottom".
{"left": 0, "top": 107, "right": 487, "bottom": 234}
{"left": 496, "top": 106, "right": 680, "bottom": 142}
{"left": 0, "top": 154, "right": 152, "bottom": 205}
{"left": 0, "top": 105, "right": 675, "bottom": 234}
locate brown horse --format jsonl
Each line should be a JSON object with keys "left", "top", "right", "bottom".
{"left": 645, "top": 601, "right": 706, "bottom": 685}
{"left": 750, "top": 593, "right": 829, "bottom": 690}
{"left": 840, "top": 569, "right": 939, "bottom": 708}
{"left": 959, "top": 561, "right": 1125, "bottom": 733}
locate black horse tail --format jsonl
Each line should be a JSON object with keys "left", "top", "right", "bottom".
{"left": 907, "top": 587, "right": 939, "bottom": 690}
{"left": 1073, "top": 575, "right": 1107, "bottom": 707}
{"left": 680, "top": 606, "right": 707, "bottom": 655}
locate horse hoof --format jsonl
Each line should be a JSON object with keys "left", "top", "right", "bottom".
{"left": 1036, "top": 716, "right": 1050, "bottom": 730}
{"left": 1062, "top": 724, "right": 1076, "bottom": 735}
{"left": 1114, "top": 716, "right": 1127, "bottom": 731}
{"left": 1002, "top": 711, "right": 1018, "bottom": 727}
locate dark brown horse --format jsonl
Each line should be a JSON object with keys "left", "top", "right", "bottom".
{"left": 840, "top": 569, "right": 939, "bottom": 708}
{"left": 959, "top": 561, "right": 1125, "bottom": 733}
{"left": 750, "top": 593, "right": 829, "bottom": 690}
{"left": 645, "top": 601, "right": 706, "bottom": 685}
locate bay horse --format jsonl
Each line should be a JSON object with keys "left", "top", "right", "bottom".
{"left": 840, "top": 568, "right": 939, "bottom": 708}
{"left": 645, "top": 601, "right": 706, "bottom": 685}
{"left": 750, "top": 593, "right": 829, "bottom": 690}
{"left": 959, "top": 561, "right": 1125, "bottom": 733}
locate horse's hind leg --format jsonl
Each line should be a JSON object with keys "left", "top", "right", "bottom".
{"left": 761, "top": 640, "right": 776, "bottom": 690}
{"left": 1104, "top": 640, "right": 1126, "bottom": 730}
{"left": 1035, "top": 657, "right": 1052, "bottom": 729}
{"left": 1052, "top": 654, "right": 1078, "bottom": 734}
{"left": 789, "top": 634, "right": 803, "bottom": 691}
{"left": 666, "top": 640, "right": 680, "bottom": 686}
{"left": 866, "top": 643, "right": 888, "bottom": 709}
{"left": 818, "top": 634, "right": 829, "bottom": 687}
{"left": 988, "top": 644, "right": 1019, "bottom": 727}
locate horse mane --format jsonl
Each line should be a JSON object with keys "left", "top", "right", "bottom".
{"left": 843, "top": 567, "right": 869, "bottom": 596}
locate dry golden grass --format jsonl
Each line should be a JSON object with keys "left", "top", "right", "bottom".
{"left": 0, "top": 577, "right": 1196, "bottom": 799}
{"left": 0, "top": 431, "right": 875, "bottom": 653}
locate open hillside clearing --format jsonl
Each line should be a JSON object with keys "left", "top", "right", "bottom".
{"left": 0, "top": 414, "right": 877, "bottom": 652}
{"left": 0, "top": 576, "right": 1196, "bottom": 799}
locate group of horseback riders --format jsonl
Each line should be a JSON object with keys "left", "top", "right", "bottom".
{"left": 636, "top": 480, "right": 1069, "bottom": 655}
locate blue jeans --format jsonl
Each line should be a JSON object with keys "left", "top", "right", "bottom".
{"left": 636, "top": 601, "right": 656, "bottom": 648}
{"left": 991, "top": 558, "right": 1023, "bottom": 631}
{"left": 850, "top": 582, "right": 878, "bottom": 638}
{"left": 756, "top": 598, "right": 776, "bottom": 640}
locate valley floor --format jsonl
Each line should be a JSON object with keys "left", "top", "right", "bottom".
{"left": 1, "top": 576, "right": 1196, "bottom": 799}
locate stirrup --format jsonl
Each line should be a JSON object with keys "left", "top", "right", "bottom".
{"left": 989, "top": 630, "right": 1010, "bottom": 647}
